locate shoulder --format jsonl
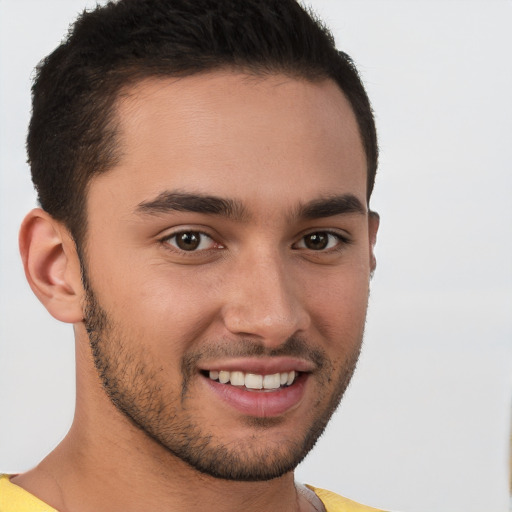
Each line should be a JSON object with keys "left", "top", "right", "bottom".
{"left": 307, "top": 484, "right": 389, "bottom": 512}
{"left": 0, "top": 474, "right": 57, "bottom": 512}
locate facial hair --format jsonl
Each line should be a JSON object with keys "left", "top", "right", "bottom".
{"left": 83, "top": 281, "right": 363, "bottom": 481}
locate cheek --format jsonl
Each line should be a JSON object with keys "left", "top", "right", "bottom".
{"left": 100, "top": 262, "right": 223, "bottom": 342}
{"left": 303, "top": 266, "right": 370, "bottom": 340}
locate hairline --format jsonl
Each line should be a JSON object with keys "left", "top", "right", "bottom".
{"left": 73, "top": 66, "right": 371, "bottom": 257}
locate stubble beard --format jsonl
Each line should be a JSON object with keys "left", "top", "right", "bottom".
{"left": 82, "top": 282, "right": 363, "bottom": 482}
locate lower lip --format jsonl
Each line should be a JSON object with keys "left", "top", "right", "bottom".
{"left": 202, "top": 373, "right": 308, "bottom": 418}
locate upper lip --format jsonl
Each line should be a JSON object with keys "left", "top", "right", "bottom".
{"left": 197, "top": 357, "right": 316, "bottom": 375}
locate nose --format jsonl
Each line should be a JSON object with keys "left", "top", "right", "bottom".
{"left": 221, "top": 250, "right": 311, "bottom": 347}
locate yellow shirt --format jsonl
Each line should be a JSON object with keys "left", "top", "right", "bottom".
{"left": 0, "top": 475, "right": 55, "bottom": 512}
{"left": 307, "top": 485, "right": 385, "bottom": 511}
{"left": 0, "top": 474, "right": 385, "bottom": 512}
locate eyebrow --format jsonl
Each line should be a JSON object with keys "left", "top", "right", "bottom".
{"left": 136, "top": 191, "right": 248, "bottom": 221}
{"left": 135, "top": 191, "right": 366, "bottom": 222}
{"left": 296, "top": 194, "right": 367, "bottom": 219}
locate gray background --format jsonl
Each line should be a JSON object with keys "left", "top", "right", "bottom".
{"left": 1, "top": 1, "right": 511, "bottom": 511}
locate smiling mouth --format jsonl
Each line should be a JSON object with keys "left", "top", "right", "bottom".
{"left": 203, "top": 370, "right": 298, "bottom": 390}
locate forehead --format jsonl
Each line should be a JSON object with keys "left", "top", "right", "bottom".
{"left": 90, "top": 71, "right": 367, "bottom": 215}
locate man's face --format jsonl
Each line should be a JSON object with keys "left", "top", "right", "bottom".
{"left": 81, "top": 72, "right": 377, "bottom": 480}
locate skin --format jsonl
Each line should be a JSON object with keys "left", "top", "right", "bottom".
{"left": 16, "top": 72, "right": 379, "bottom": 512}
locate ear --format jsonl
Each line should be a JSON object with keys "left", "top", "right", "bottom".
{"left": 368, "top": 210, "right": 380, "bottom": 273}
{"left": 19, "top": 208, "right": 84, "bottom": 323}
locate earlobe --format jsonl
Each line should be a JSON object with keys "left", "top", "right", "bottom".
{"left": 368, "top": 210, "right": 380, "bottom": 274}
{"left": 19, "top": 208, "right": 84, "bottom": 323}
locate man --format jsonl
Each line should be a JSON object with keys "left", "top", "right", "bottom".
{"left": 0, "top": 0, "right": 382, "bottom": 511}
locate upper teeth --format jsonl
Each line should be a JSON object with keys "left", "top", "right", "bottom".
{"left": 208, "top": 370, "right": 296, "bottom": 390}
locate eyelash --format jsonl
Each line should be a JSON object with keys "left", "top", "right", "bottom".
{"left": 162, "top": 231, "right": 221, "bottom": 253}
{"left": 161, "top": 229, "right": 351, "bottom": 254}
{"left": 293, "top": 231, "right": 351, "bottom": 252}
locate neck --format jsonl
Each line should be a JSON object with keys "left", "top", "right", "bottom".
{"left": 13, "top": 429, "right": 304, "bottom": 512}
{"left": 11, "top": 341, "right": 312, "bottom": 512}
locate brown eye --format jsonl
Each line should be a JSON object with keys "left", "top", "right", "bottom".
{"left": 166, "top": 231, "right": 217, "bottom": 252}
{"left": 303, "top": 232, "right": 329, "bottom": 250}
{"left": 176, "top": 232, "right": 200, "bottom": 250}
{"left": 295, "top": 231, "right": 346, "bottom": 251}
